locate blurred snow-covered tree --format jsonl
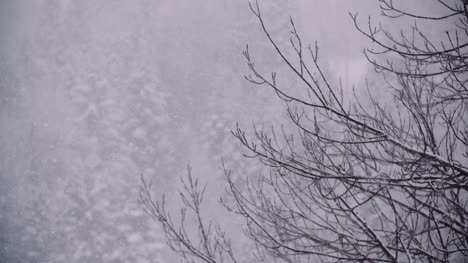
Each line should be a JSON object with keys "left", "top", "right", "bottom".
{"left": 1, "top": 0, "right": 174, "bottom": 262}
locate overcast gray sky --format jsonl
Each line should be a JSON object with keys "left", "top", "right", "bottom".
{"left": 0, "top": 0, "right": 448, "bottom": 262}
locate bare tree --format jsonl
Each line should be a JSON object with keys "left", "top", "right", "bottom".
{"left": 139, "top": 166, "right": 238, "bottom": 263}
{"left": 141, "top": 1, "right": 468, "bottom": 262}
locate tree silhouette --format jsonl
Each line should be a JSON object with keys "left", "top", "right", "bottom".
{"left": 141, "top": 1, "right": 468, "bottom": 262}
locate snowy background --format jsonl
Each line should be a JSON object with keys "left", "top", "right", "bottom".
{"left": 0, "top": 0, "right": 431, "bottom": 262}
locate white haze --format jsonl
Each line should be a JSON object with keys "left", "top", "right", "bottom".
{"left": 0, "top": 0, "right": 442, "bottom": 262}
